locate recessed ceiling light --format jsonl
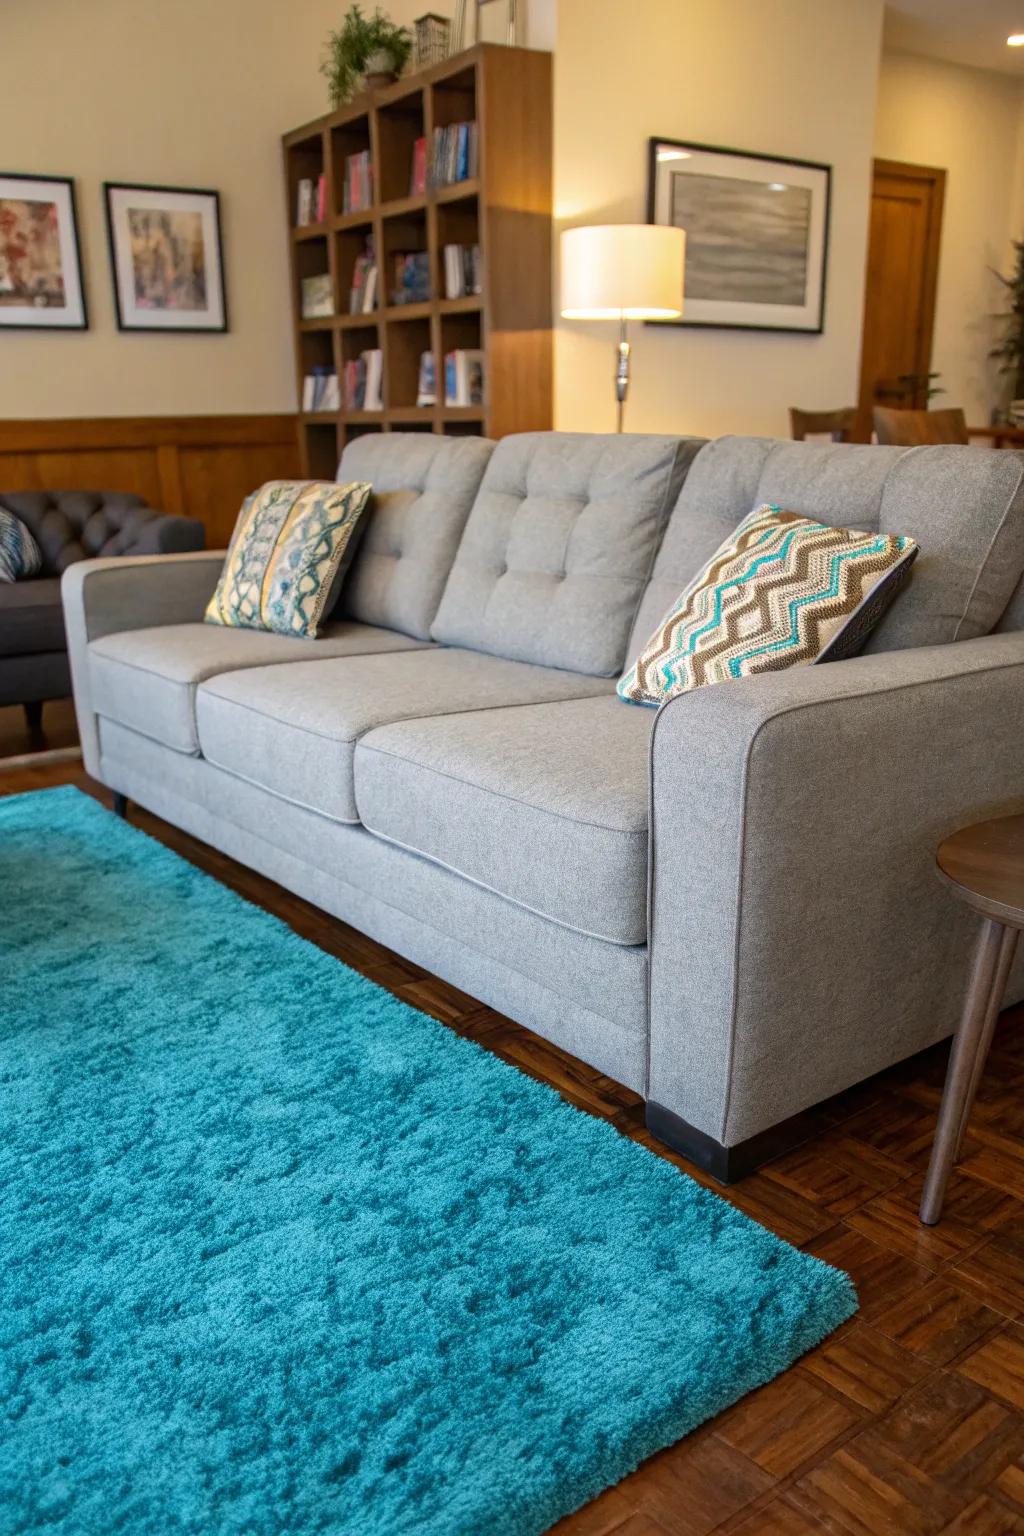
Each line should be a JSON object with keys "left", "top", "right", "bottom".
{"left": 1008, "top": 32, "right": 1024, "bottom": 45}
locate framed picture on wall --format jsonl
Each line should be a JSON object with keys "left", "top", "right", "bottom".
{"left": 104, "top": 182, "right": 227, "bottom": 332}
{"left": 0, "top": 173, "right": 88, "bottom": 329}
{"left": 647, "top": 138, "right": 831, "bottom": 333}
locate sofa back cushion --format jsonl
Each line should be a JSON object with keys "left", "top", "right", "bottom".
{"left": 627, "top": 436, "right": 1024, "bottom": 663}
{"left": 337, "top": 433, "right": 493, "bottom": 640}
{"left": 430, "top": 432, "right": 705, "bottom": 676}
{"left": 0, "top": 490, "right": 164, "bottom": 576}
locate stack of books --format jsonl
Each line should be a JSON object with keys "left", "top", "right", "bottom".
{"left": 410, "top": 137, "right": 428, "bottom": 197}
{"left": 343, "top": 150, "right": 373, "bottom": 213}
{"left": 444, "top": 349, "right": 484, "bottom": 407}
{"left": 349, "top": 241, "right": 378, "bottom": 313}
{"left": 391, "top": 252, "right": 431, "bottom": 306}
{"left": 295, "top": 174, "right": 326, "bottom": 226}
{"left": 343, "top": 349, "right": 384, "bottom": 412}
{"left": 416, "top": 351, "right": 436, "bottom": 407}
{"left": 301, "top": 367, "right": 339, "bottom": 412}
{"left": 300, "top": 273, "right": 333, "bottom": 319}
{"left": 430, "top": 122, "right": 478, "bottom": 187}
{"left": 443, "top": 243, "right": 482, "bottom": 299}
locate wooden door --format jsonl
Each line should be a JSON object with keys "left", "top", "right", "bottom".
{"left": 858, "top": 159, "right": 946, "bottom": 420}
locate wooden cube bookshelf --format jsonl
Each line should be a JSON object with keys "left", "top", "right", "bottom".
{"left": 283, "top": 44, "right": 552, "bottom": 476}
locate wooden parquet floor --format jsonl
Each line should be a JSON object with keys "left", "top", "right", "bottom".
{"left": 3, "top": 742, "right": 1023, "bottom": 1536}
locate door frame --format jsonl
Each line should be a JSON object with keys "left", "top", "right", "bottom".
{"left": 859, "top": 158, "right": 946, "bottom": 414}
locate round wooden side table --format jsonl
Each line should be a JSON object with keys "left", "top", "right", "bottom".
{"left": 920, "top": 813, "right": 1024, "bottom": 1225}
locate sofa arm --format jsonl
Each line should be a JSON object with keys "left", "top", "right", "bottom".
{"left": 121, "top": 512, "right": 206, "bottom": 557}
{"left": 62, "top": 551, "right": 225, "bottom": 777}
{"left": 647, "top": 631, "right": 1024, "bottom": 1161}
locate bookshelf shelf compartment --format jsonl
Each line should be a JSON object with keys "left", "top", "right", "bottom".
{"left": 284, "top": 44, "right": 551, "bottom": 466}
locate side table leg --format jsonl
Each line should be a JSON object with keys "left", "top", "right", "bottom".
{"left": 920, "top": 918, "right": 1010, "bottom": 1226}
{"left": 953, "top": 927, "right": 1019, "bottom": 1161}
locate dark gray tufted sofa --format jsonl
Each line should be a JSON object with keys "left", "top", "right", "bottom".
{"left": 0, "top": 490, "right": 204, "bottom": 738}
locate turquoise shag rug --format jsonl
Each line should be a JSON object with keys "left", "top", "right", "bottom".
{"left": 0, "top": 786, "right": 856, "bottom": 1535}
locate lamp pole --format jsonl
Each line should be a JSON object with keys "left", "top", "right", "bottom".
{"left": 615, "top": 313, "right": 630, "bottom": 433}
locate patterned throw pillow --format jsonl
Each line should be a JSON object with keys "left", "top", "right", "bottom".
{"left": 0, "top": 508, "right": 43, "bottom": 583}
{"left": 205, "top": 480, "right": 372, "bottom": 639}
{"left": 618, "top": 504, "right": 918, "bottom": 706}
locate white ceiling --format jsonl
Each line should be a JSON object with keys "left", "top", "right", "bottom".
{"left": 885, "top": 0, "right": 1024, "bottom": 76}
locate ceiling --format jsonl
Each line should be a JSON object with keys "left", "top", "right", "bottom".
{"left": 885, "top": 0, "right": 1024, "bottom": 76}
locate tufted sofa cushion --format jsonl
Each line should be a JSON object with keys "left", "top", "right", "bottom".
{"left": 0, "top": 491, "right": 204, "bottom": 577}
{"left": 337, "top": 433, "right": 494, "bottom": 640}
{"left": 430, "top": 432, "right": 705, "bottom": 676}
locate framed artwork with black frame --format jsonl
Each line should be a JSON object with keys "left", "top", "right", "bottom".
{"left": 104, "top": 182, "right": 227, "bottom": 333}
{"left": 0, "top": 173, "right": 88, "bottom": 330}
{"left": 647, "top": 137, "right": 831, "bottom": 334}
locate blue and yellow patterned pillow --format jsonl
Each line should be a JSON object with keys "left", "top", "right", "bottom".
{"left": 618, "top": 504, "right": 918, "bottom": 706}
{"left": 205, "top": 480, "right": 372, "bottom": 638}
{"left": 0, "top": 508, "right": 43, "bottom": 583}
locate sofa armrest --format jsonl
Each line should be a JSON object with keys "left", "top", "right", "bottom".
{"left": 121, "top": 512, "right": 206, "bottom": 557}
{"left": 647, "top": 631, "right": 1024, "bottom": 1154}
{"left": 62, "top": 551, "right": 225, "bottom": 777}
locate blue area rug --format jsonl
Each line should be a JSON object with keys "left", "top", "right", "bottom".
{"left": 0, "top": 786, "right": 856, "bottom": 1535}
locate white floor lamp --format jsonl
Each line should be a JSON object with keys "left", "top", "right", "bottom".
{"left": 560, "top": 224, "right": 685, "bottom": 432}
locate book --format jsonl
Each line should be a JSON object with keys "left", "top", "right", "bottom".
{"left": 343, "top": 150, "right": 373, "bottom": 213}
{"left": 416, "top": 350, "right": 436, "bottom": 407}
{"left": 444, "top": 348, "right": 484, "bottom": 407}
{"left": 296, "top": 177, "right": 314, "bottom": 227}
{"left": 300, "top": 273, "right": 332, "bottom": 318}
{"left": 429, "top": 121, "right": 478, "bottom": 187}
{"left": 410, "top": 136, "right": 427, "bottom": 197}
{"left": 315, "top": 173, "right": 327, "bottom": 223}
{"left": 302, "top": 366, "right": 338, "bottom": 412}
{"left": 391, "top": 251, "right": 431, "bottom": 306}
{"left": 363, "top": 348, "right": 384, "bottom": 411}
{"left": 349, "top": 240, "right": 378, "bottom": 314}
{"left": 442, "top": 243, "right": 482, "bottom": 299}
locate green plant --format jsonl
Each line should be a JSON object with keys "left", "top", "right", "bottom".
{"left": 321, "top": 5, "right": 413, "bottom": 107}
{"left": 895, "top": 371, "right": 944, "bottom": 404}
{"left": 990, "top": 240, "right": 1024, "bottom": 401}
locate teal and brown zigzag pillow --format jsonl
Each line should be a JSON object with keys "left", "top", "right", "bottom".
{"left": 618, "top": 504, "right": 918, "bottom": 706}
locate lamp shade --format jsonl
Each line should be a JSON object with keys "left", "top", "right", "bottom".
{"left": 560, "top": 224, "right": 685, "bottom": 320}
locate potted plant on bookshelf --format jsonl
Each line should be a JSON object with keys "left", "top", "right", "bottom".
{"left": 321, "top": 5, "right": 413, "bottom": 106}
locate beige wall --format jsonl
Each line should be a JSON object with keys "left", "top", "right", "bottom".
{"left": 552, "top": 0, "right": 885, "bottom": 438}
{"left": 0, "top": 0, "right": 553, "bottom": 421}
{"left": 875, "top": 50, "right": 1024, "bottom": 427}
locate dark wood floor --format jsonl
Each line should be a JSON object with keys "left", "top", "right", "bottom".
{"left": 3, "top": 731, "right": 1023, "bottom": 1536}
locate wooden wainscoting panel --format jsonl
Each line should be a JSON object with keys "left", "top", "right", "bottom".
{"left": 178, "top": 444, "right": 301, "bottom": 547}
{"left": 0, "top": 416, "right": 300, "bottom": 542}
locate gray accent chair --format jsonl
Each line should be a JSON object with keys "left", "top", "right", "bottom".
{"left": 0, "top": 490, "right": 204, "bottom": 743}
{"left": 62, "top": 432, "right": 1024, "bottom": 1180}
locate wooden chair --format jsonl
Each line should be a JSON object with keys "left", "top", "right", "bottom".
{"left": 872, "top": 406, "right": 969, "bottom": 446}
{"left": 789, "top": 407, "right": 860, "bottom": 443}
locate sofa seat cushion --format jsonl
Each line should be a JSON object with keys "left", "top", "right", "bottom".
{"left": 90, "top": 621, "right": 429, "bottom": 755}
{"left": 0, "top": 578, "right": 65, "bottom": 657}
{"left": 195, "top": 649, "right": 615, "bottom": 825}
{"left": 354, "top": 696, "right": 654, "bottom": 944}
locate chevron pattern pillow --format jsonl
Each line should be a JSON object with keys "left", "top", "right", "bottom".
{"left": 205, "top": 480, "right": 372, "bottom": 639}
{"left": 618, "top": 504, "right": 918, "bottom": 706}
{"left": 0, "top": 508, "right": 43, "bottom": 583}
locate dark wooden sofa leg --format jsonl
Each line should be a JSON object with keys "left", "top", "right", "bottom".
{"left": 112, "top": 792, "right": 128, "bottom": 820}
{"left": 23, "top": 700, "right": 44, "bottom": 749}
{"left": 645, "top": 1100, "right": 818, "bottom": 1184}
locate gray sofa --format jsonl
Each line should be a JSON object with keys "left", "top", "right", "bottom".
{"left": 62, "top": 431, "right": 1024, "bottom": 1178}
{"left": 0, "top": 489, "right": 204, "bottom": 739}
